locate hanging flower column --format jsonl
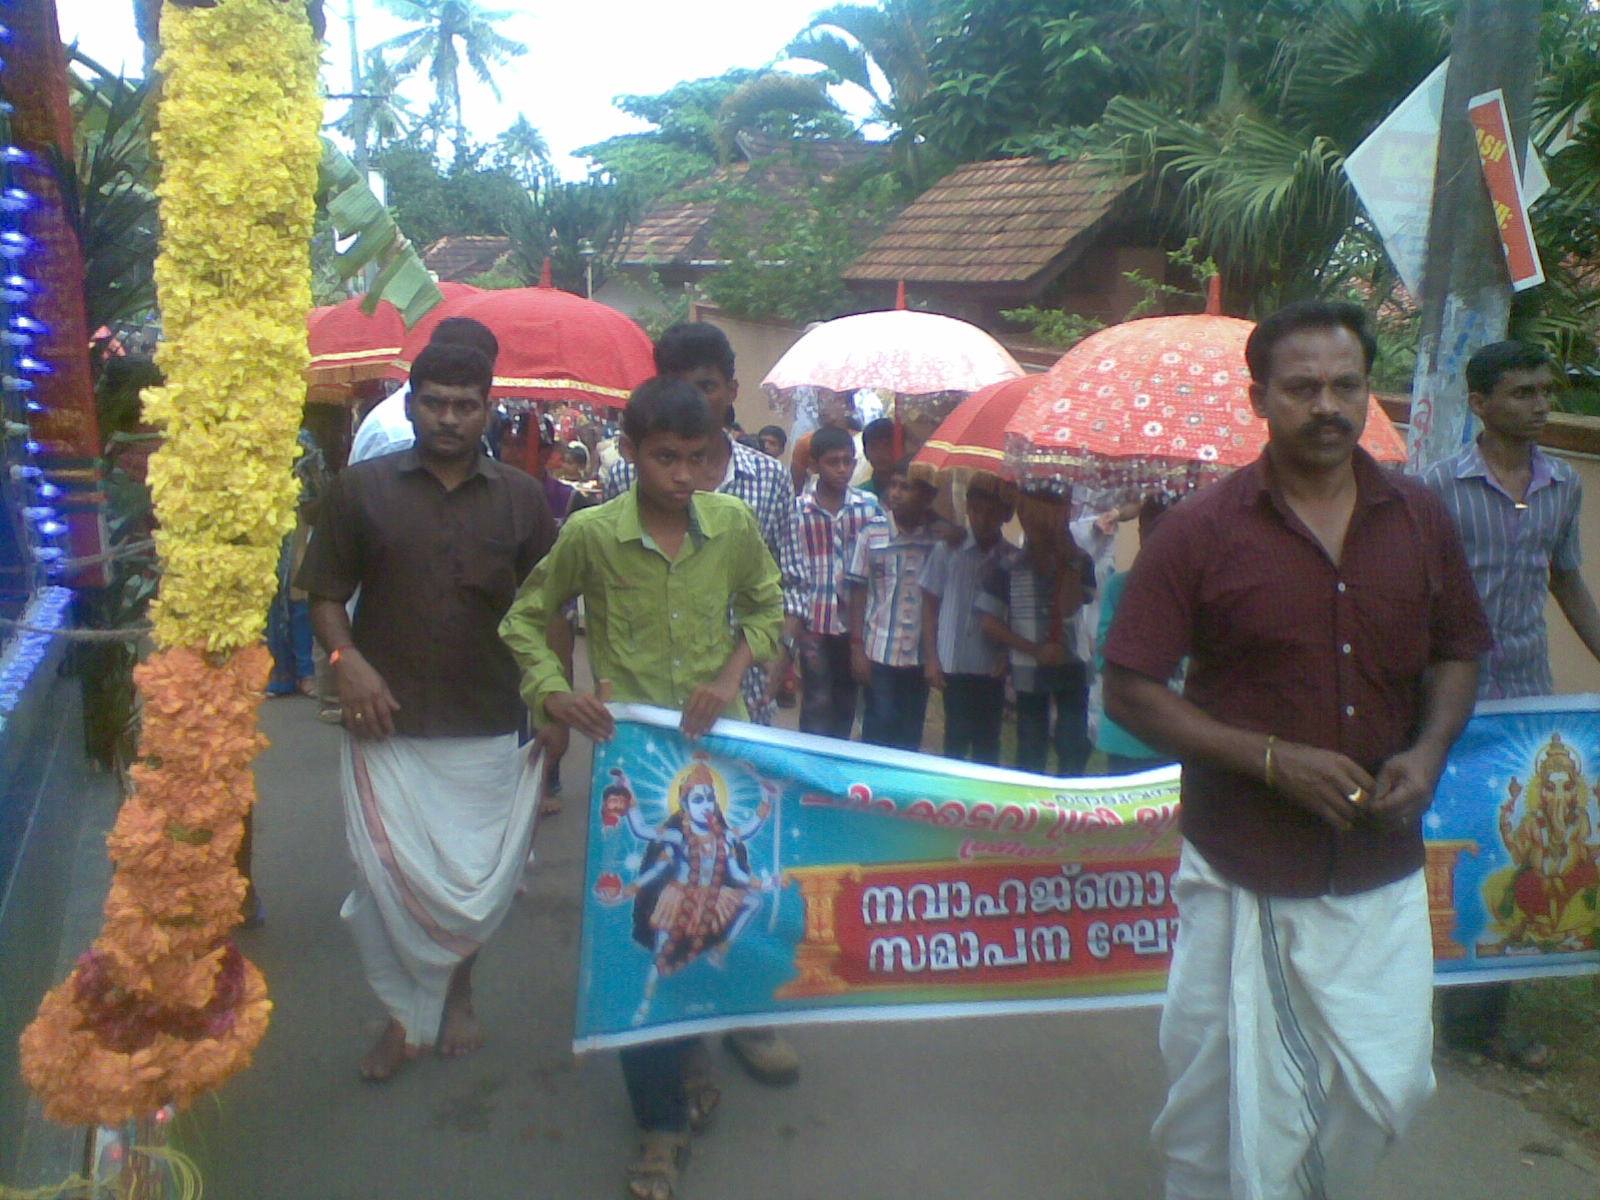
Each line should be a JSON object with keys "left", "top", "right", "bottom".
{"left": 20, "top": 0, "right": 322, "bottom": 1125}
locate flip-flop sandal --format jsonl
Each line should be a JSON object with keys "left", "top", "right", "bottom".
{"left": 626, "top": 1132, "right": 688, "bottom": 1200}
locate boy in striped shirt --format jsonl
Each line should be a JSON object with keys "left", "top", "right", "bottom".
{"left": 844, "top": 457, "right": 955, "bottom": 751}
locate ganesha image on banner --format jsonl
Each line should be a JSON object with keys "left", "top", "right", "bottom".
{"left": 1479, "top": 732, "right": 1600, "bottom": 955}
{"left": 595, "top": 757, "right": 775, "bottom": 1025}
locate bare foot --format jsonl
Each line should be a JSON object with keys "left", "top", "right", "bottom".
{"left": 438, "top": 958, "right": 484, "bottom": 1059}
{"left": 359, "top": 1019, "right": 419, "bottom": 1083}
{"left": 437, "top": 994, "right": 484, "bottom": 1058}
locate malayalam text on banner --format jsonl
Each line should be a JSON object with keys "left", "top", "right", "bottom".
{"left": 574, "top": 699, "right": 1600, "bottom": 1052}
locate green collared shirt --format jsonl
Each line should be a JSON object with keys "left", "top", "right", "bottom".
{"left": 499, "top": 486, "right": 784, "bottom": 722}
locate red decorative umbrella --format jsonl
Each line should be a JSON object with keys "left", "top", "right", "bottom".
{"left": 910, "top": 374, "right": 1039, "bottom": 484}
{"left": 387, "top": 282, "right": 654, "bottom": 408}
{"left": 1004, "top": 292, "right": 1407, "bottom": 494}
{"left": 306, "top": 297, "right": 405, "bottom": 385}
{"left": 381, "top": 280, "right": 481, "bottom": 358}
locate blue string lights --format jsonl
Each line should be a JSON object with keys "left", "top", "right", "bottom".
{"left": 0, "top": 22, "right": 71, "bottom": 595}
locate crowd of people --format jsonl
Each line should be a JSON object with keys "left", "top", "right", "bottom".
{"left": 277, "top": 303, "right": 1598, "bottom": 1200}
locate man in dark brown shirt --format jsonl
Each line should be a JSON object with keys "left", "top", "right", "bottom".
{"left": 299, "top": 341, "right": 555, "bottom": 1082}
{"left": 1104, "top": 301, "right": 1489, "bottom": 1199}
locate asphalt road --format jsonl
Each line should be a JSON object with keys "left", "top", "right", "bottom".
{"left": 180, "top": 694, "right": 1599, "bottom": 1200}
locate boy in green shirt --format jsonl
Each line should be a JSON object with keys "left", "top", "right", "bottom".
{"left": 499, "top": 376, "right": 782, "bottom": 1200}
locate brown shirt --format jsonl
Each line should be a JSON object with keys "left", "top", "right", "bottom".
{"left": 297, "top": 449, "right": 556, "bottom": 737}
{"left": 1105, "top": 449, "right": 1491, "bottom": 897}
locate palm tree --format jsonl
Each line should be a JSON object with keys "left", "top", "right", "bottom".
{"left": 785, "top": 0, "right": 934, "bottom": 184}
{"left": 495, "top": 114, "right": 550, "bottom": 188}
{"left": 1091, "top": 0, "right": 1450, "bottom": 309}
{"left": 377, "top": 0, "right": 528, "bottom": 155}
{"left": 333, "top": 50, "right": 416, "bottom": 157}
{"left": 713, "top": 72, "right": 855, "bottom": 162}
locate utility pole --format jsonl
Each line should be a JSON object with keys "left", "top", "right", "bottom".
{"left": 347, "top": 0, "right": 369, "bottom": 174}
{"left": 1406, "top": 0, "right": 1541, "bottom": 471}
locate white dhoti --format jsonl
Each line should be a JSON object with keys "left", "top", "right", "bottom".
{"left": 339, "top": 732, "right": 541, "bottom": 1047}
{"left": 1153, "top": 840, "right": 1435, "bottom": 1200}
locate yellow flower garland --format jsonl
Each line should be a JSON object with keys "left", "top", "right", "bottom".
{"left": 21, "top": 0, "right": 321, "bottom": 1125}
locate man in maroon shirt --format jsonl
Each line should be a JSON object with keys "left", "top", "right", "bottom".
{"left": 1104, "top": 300, "right": 1490, "bottom": 1199}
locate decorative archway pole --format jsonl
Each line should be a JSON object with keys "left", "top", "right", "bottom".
{"left": 21, "top": 0, "right": 321, "bottom": 1126}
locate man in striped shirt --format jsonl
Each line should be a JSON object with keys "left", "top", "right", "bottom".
{"left": 1422, "top": 339, "right": 1600, "bottom": 1071}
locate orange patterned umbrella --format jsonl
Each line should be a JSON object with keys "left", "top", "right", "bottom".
{"left": 1004, "top": 300, "right": 1407, "bottom": 494}
{"left": 910, "top": 374, "right": 1039, "bottom": 484}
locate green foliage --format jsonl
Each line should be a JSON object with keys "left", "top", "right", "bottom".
{"left": 578, "top": 68, "right": 857, "bottom": 204}
{"left": 370, "top": 140, "right": 533, "bottom": 247}
{"left": 377, "top": 0, "right": 528, "bottom": 154}
{"left": 1088, "top": 1, "right": 1449, "bottom": 308}
{"left": 913, "top": 2, "right": 1142, "bottom": 162}
{"left": 714, "top": 73, "right": 857, "bottom": 161}
{"left": 493, "top": 114, "right": 550, "bottom": 188}
{"left": 700, "top": 167, "right": 901, "bottom": 324}
{"left": 501, "top": 170, "right": 638, "bottom": 295}
{"left": 786, "top": 0, "right": 937, "bottom": 184}
{"left": 628, "top": 268, "right": 694, "bottom": 340}
{"left": 331, "top": 48, "right": 416, "bottom": 155}
{"left": 1121, "top": 238, "right": 1220, "bottom": 318}
{"left": 63, "top": 53, "right": 159, "bottom": 333}
{"left": 317, "top": 139, "right": 444, "bottom": 324}
{"left": 999, "top": 306, "right": 1104, "bottom": 348}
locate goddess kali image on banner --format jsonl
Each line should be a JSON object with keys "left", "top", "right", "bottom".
{"left": 1479, "top": 732, "right": 1600, "bottom": 955}
{"left": 596, "top": 758, "right": 776, "bottom": 1025}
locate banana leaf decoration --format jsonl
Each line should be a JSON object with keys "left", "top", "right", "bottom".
{"left": 315, "top": 138, "right": 442, "bottom": 327}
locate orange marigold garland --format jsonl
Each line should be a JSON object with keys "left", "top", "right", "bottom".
{"left": 20, "top": 0, "right": 320, "bottom": 1129}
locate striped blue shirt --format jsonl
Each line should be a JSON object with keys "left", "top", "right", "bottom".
{"left": 1420, "top": 441, "right": 1582, "bottom": 699}
{"left": 845, "top": 513, "right": 954, "bottom": 667}
{"left": 920, "top": 532, "right": 1012, "bottom": 676}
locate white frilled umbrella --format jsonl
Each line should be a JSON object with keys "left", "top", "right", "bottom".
{"left": 761, "top": 294, "right": 1024, "bottom": 434}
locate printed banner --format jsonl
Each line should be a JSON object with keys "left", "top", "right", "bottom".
{"left": 575, "top": 698, "right": 1600, "bottom": 1052}
{"left": 1467, "top": 88, "right": 1545, "bottom": 291}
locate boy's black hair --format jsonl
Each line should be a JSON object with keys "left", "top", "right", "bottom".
{"left": 654, "top": 321, "right": 736, "bottom": 380}
{"left": 1244, "top": 300, "right": 1376, "bottom": 384}
{"left": 737, "top": 434, "right": 764, "bottom": 451}
{"left": 1465, "top": 340, "right": 1552, "bottom": 396}
{"left": 409, "top": 342, "right": 493, "bottom": 398}
{"left": 862, "top": 417, "right": 896, "bottom": 445}
{"left": 889, "top": 453, "right": 929, "bottom": 487}
{"left": 621, "top": 376, "right": 715, "bottom": 445}
{"left": 809, "top": 425, "right": 855, "bottom": 459}
{"left": 430, "top": 316, "right": 500, "bottom": 365}
{"left": 757, "top": 424, "right": 788, "bottom": 450}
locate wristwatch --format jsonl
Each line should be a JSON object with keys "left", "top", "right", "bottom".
{"left": 780, "top": 633, "right": 797, "bottom": 655}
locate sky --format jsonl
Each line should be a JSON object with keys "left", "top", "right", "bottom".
{"left": 57, "top": 0, "right": 873, "bottom": 177}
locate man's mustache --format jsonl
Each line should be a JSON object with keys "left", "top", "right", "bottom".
{"left": 1302, "top": 415, "right": 1355, "bottom": 437}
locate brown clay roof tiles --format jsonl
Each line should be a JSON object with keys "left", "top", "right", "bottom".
{"left": 845, "top": 158, "right": 1134, "bottom": 287}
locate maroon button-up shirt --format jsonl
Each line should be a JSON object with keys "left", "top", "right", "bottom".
{"left": 1104, "top": 449, "right": 1491, "bottom": 897}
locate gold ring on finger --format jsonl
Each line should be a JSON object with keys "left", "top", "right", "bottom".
{"left": 1346, "top": 787, "right": 1364, "bottom": 805}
